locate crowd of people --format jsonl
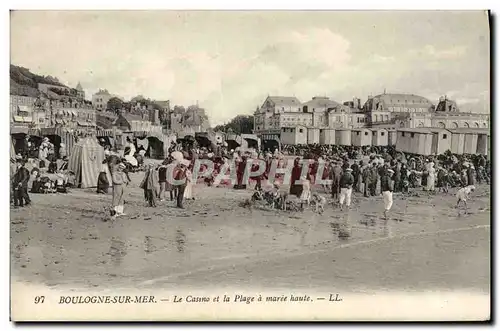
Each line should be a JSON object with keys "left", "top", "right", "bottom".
{"left": 99, "top": 140, "right": 490, "bottom": 220}
{"left": 11, "top": 133, "right": 490, "bottom": 220}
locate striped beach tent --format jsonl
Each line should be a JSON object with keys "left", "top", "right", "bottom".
{"left": 10, "top": 138, "right": 16, "bottom": 160}
{"left": 68, "top": 137, "right": 105, "bottom": 188}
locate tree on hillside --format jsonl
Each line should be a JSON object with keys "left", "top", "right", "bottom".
{"left": 214, "top": 115, "right": 254, "bottom": 134}
{"left": 107, "top": 97, "right": 123, "bottom": 114}
{"left": 173, "top": 105, "right": 186, "bottom": 114}
{"left": 130, "top": 95, "right": 146, "bottom": 103}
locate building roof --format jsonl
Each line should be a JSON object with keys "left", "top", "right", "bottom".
{"left": 282, "top": 124, "right": 307, "bottom": 128}
{"left": 365, "top": 93, "right": 434, "bottom": 111}
{"left": 76, "top": 82, "right": 83, "bottom": 91}
{"left": 267, "top": 96, "right": 301, "bottom": 105}
{"left": 435, "top": 99, "right": 459, "bottom": 112}
{"left": 123, "top": 113, "right": 147, "bottom": 122}
{"left": 301, "top": 96, "right": 343, "bottom": 109}
{"left": 369, "top": 123, "right": 399, "bottom": 129}
{"left": 94, "top": 89, "right": 110, "bottom": 96}
{"left": 447, "top": 128, "right": 490, "bottom": 135}
{"left": 351, "top": 128, "right": 371, "bottom": 131}
{"left": 373, "top": 93, "right": 433, "bottom": 105}
{"left": 397, "top": 127, "right": 450, "bottom": 134}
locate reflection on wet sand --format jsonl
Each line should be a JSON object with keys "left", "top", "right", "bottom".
{"left": 10, "top": 182, "right": 490, "bottom": 292}
{"left": 143, "top": 236, "right": 154, "bottom": 254}
{"left": 175, "top": 229, "right": 186, "bottom": 253}
{"left": 108, "top": 237, "right": 127, "bottom": 266}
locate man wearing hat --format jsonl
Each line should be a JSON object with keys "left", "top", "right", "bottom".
{"left": 12, "top": 157, "right": 31, "bottom": 208}
{"left": 331, "top": 160, "right": 342, "bottom": 201}
{"left": 339, "top": 168, "right": 355, "bottom": 211}
{"left": 111, "top": 163, "right": 129, "bottom": 217}
{"left": 380, "top": 168, "right": 395, "bottom": 220}
{"left": 173, "top": 159, "right": 188, "bottom": 209}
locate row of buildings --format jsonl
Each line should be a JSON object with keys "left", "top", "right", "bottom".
{"left": 10, "top": 82, "right": 96, "bottom": 136}
{"left": 253, "top": 93, "right": 490, "bottom": 154}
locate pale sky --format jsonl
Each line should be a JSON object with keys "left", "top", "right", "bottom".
{"left": 10, "top": 11, "right": 490, "bottom": 125}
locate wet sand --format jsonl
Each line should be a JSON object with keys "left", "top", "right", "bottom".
{"left": 11, "top": 174, "right": 490, "bottom": 293}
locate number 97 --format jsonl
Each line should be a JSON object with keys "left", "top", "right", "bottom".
{"left": 34, "top": 296, "right": 45, "bottom": 304}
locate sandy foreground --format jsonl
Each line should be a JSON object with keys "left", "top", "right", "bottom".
{"left": 10, "top": 172, "right": 491, "bottom": 320}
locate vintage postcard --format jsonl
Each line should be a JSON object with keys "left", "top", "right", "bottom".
{"left": 9, "top": 10, "right": 490, "bottom": 321}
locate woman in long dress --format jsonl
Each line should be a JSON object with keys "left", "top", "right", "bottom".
{"left": 290, "top": 157, "right": 303, "bottom": 197}
{"left": 124, "top": 137, "right": 138, "bottom": 167}
{"left": 183, "top": 160, "right": 194, "bottom": 200}
{"left": 299, "top": 175, "right": 311, "bottom": 209}
{"left": 96, "top": 160, "right": 110, "bottom": 194}
{"left": 426, "top": 162, "right": 436, "bottom": 192}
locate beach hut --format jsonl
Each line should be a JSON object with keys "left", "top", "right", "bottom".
{"left": 280, "top": 126, "right": 307, "bottom": 145}
{"left": 241, "top": 133, "right": 260, "bottom": 150}
{"left": 448, "top": 128, "right": 490, "bottom": 155}
{"left": 370, "top": 128, "right": 389, "bottom": 146}
{"left": 387, "top": 129, "right": 397, "bottom": 146}
{"left": 351, "top": 128, "right": 371, "bottom": 147}
{"left": 396, "top": 128, "right": 451, "bottom": 156}
{"left": 307, "top": 128, "right": 320, "bottom": 144}
{"left": 335, "top": 129, "right": 351, "bottom": 146}
{"left": 40, "top": 127, "right": 76, "bottom": 158}
{"left": 68, "top": 137, "right": 105, "bottom": 188}
{"left": 319, "top": 128, "right": 335, "bottom": 145}
{"left": 224, "top": 132, "right": 242, "bottom": 151}
{"left": 476, "top": 131, "right": 490, "bottom": 156}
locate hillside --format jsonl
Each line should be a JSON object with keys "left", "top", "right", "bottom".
{"left": 10, "top": 64, "right": 67, "bottom": 97}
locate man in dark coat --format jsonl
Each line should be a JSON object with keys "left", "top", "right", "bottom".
{"left": 12, "top": 159, "right": 31, "bottom": 207}
{"left": 290, "top": 157, "right": 303, "bottom": 197}
{"left": 362, "top": 163, "right": 371, "bottom": 197}
{"left": 368, "top": 163, "right": 378, "bottom": 196}
{"left": 331, "top": 160, "right": 343, "bottom": 200}
{"left": 351, "top": 161, "right": 360, "bottom": 193}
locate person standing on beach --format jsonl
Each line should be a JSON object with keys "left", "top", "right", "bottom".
{"left": 174, "top": 160, "right": 188, "bottom": 209}
{"left": 339, "top": 168, "right": 355, "bottom": 211}
{"left": 140, "top": 163, "right": 159, "bottom": 207}
{"left": 381, "top": 168, "right": 395, "bottom": 220}
{"left": 12, "top": 158, "right": 31, "bottom": 208}
{"left": 111, "top": 163, "right": 129, "bottom": 217}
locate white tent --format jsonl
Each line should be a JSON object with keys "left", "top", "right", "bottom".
{"left": 68, "top": 137, "right": 105, "bottom": 188}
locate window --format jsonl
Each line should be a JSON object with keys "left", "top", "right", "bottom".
{"left": 364, "top": 132, "right": 368, "bottom": 136}
{"left": 357, "top": 132, "right": 360, "bottom": 136}
{"left": 299, "top": 128, "right": 303, "bottom": 133}
{"left": 402, "top": 132, "right": 405, "bottom": 137}
{"left": 373, "top": 131, "right": 376, "bottom": 136}
{"left": 381, "top": 132, "right": 385, "bottom": 136}
{"left": 411, "top": 133, "right": 415, "bottom": 138}
{"left": 257, "top": 126, "right": 260, "bottom": 130}
{"left": 443, "top": 134, "right": 447, "bottom": 139}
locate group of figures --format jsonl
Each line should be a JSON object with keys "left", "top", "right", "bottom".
{"left": 11, "top": 132, "right": 490, "bottom": 221}
{"left": 97, "top": 140, "right": 490, "bottom": 220}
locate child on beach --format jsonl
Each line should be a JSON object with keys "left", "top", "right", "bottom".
{"left": 456, "top": 185, "right": 475, "bottom": 214}
{"left": 299, "top": 175, "right": 311, "bottom": 209}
